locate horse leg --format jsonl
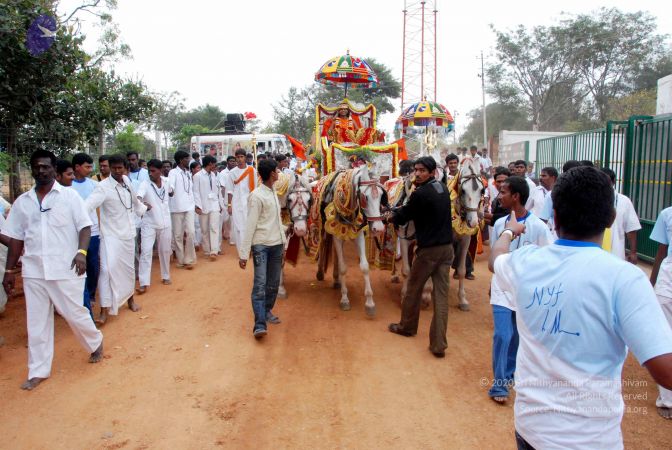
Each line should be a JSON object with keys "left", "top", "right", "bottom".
{"left": 277, "top": 269, "right": 287, "bottom": 299}
{"left": 333, "top": 237, "right": 350, "bottom": 311}
{"left": 456, "top": 235, "right": 471, "bottom": 311}
{"left": 355, "top": 232, "right": 375, "bottom": 317}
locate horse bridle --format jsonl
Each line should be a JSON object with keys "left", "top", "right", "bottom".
{"left": 457, "top": 165, "right": 485, "bottom": 215}
{"left": 358, "top": 179, "right": 385, "bottom": 223}
{"left": 287, "top": 181, "right": 311, "bottom": 222}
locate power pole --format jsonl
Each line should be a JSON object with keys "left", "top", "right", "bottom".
{"left": 478, "top": 50, "right": 488, "bottom": 148}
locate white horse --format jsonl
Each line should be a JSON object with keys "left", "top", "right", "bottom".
{"left": 314, "top": 166, "right": 385, "bottom": 316}
{"left": 275, "top": 171, "right": 312, "bottom": 298}
{"left": 450, "top": 157, "right": 486, "bottom": 310}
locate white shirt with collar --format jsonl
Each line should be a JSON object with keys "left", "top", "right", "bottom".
{"left": 127, "top": 167, "right": 150, "bottom": 191}
{"left": 85, "top": 175, "right": 147, "bottom": 240}
{"left": 137, "top": 177, "right": 172, "bottom": 230}
{"left": 168, "top": 166, "right": 195, "bottom": 213}
{"left": 3, "top": 182, "right": 92, "bottom": 280}
{"left": 527, "top": 184, "right": 550, "bottom": 218}
{"left": 238, "top": 183, "right": 287, "bottom": 260}
{"left": 193, "top": 168, "right": 221, "bottom": 213}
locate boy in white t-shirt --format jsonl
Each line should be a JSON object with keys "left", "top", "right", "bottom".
{"left": 488, "top": 176, "right": 552, "bottom": 403}
{"left": 489, "top": 166, "right": 672, "bottom": 449}
{"left": 650, "top": 206, "right": 672, "bottom": 419}
{"left": 601, "top": 168, "right": 641, "bottom": 263}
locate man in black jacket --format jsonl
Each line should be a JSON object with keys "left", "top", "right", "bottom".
{"left": 386, "top": 156, "right": 454, "bottom": 357}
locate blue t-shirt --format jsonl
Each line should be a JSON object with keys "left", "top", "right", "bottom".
{"left": 494, "top": 239, "right": 672, "bottom": 449}
{"left": 71, "top": 178, "right": 99, "bottom": 236}
{"left": 650, "top": 206, "right": 672, "bottom": 259}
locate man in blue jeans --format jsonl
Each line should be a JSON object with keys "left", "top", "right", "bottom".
{"left": 238, "top": 159, "right": 287, "bottom": 338}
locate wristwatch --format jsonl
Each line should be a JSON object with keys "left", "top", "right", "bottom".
{"left": 500, "top": 229, "right": 515, "bottom": 241}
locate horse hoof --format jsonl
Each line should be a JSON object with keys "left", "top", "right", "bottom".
{"left": 277, "top": 290, "right": 288, "bottom": 300}
{"left": 316, "top": 271, "right": 324, "bottom": 281}
{"left": 365, "top": 305, "right": 376, "bottom": 317}
{"left": 333, "top": 282, "right": 341, "bottom": 289}
{"left": 340, "top": 302, "right": 351, "bottom": 311}
{"left": 458, "top": 303, "right": 471, "bottom": 312}
{"left": 391, "top": 275, "right": 400, "bottom": 284}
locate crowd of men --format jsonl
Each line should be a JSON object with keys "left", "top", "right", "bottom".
{"left": 1, "top": 144, "right": 671, "bottom": 449}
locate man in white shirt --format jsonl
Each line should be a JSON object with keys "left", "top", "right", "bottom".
{"left": 168, "top": 150, "right": 197, "bottom": 269}
{"left": 86, "top": 154, "right": 148, "bottom": 324}
{"left": 226, "top": 148, "right": 258, "bottom": 251}
{"left": 193, "top": 155, "right": 222, "bottom": 260}
{"left": 488, "top": 176, "right": 553, "bottom": 403}
{"left": 126, "top": 151, "right": 150, "bottom": 275}
{"left": 526, "top": 166, "right": 557, "bottom": 218}
{"left": 649, "top": 206, "right": 672, "bottom": 419}
{"left": 601, "top": 168, "right": 641, "bottom": 263}
{"left": 2, "top": 150, "right": 103, "bottom": 391}
{"left": 489, "top": 166, "right": 672, "bottom": 448}
{"left": 238, "top": 159, "right": 287, "bottom": 338}
{"left": 217, "top": 156, "right": 235, "bottom": 246}
{"left": 513, "top": 160, "right": 537, "bottom": 200}
{"left": 481, "top": 148, "right": 493, "bottom": 175}
{"left": 71, "top": 153, "right": 101, "bottom": 316}
{"left": 136, "top": 159, "right": 173, "bottom": 294}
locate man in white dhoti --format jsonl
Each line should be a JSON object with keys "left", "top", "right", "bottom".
{"left": 218, "top": 156, "right": 235, "bottom": 246}
{"left": 168, "top": 151, "right": 197, "bottom": 269}
{"left": 136, "top": 159, "right": 173, "bottom": 294}
{"left": 2, "top": 150, "right": 103, "bottom": 390}
{"left": 193, "top": 155, "right": 222, "bottom": 260}
{"left": 86, "top": 154, "right": 148, "bottom": 324}
{"left": 226, "top": 148, "right": 258, "bottom": 250}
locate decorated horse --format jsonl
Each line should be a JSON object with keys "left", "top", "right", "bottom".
{"left": 447, "top": 157, "right": 486, "bottom": 310}
{"left": 274, "top": 170, "right": 313, "bottom": 298}
{"left": 307, "top": 165, "right": 385, "bottom": 316}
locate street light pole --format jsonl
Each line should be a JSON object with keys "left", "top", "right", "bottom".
{"left": 479, "top": 50, "right": 488, "bottom": 149}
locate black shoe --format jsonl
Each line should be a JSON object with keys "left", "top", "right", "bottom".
{"left": 388, "top": 323, "right": 415, "bottom": 337}
{"left": 431, "top": 351, "right": 445, "bottom": 358}
{"left": 266, "top": 313, "right": 281, "bottom": 325}
{"left": 465, "top": 273, "right": 475, "bottom": 280}
{"left": 253, "top": 328, "right": 267, "bottom": 339}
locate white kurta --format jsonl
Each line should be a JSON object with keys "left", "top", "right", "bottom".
{"left": 610, "top": 192, "right": 641, "bottom": 260}
{"left": 86, "top": 175, "right": 146, "bottom": 315}
{"left": 225, "top": 166, "right": 258, "bottom": 248}
{"left": 137, "top": 177, "right": 172, "bottom": 286}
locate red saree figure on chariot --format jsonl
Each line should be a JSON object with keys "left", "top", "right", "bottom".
{"left": 322, "top": 102, "right": 382, "bottom": 146}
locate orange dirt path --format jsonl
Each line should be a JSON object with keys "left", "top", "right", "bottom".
{"left": 0, "top": 245, "right": 669, "bottom": 449}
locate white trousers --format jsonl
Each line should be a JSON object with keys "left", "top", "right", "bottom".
{"left": 199, "top": 210, "right": 221, "bottom": 255}
{"left": 656, "top": 302, "right": 672, "bottom": 408}
{"left": 0, "top": 245, "right": 7, "bottom": 314}
{"left": 139, "top": 225, "right": 172, "bottom": 286}
{"left": 220, "top": 207, "right": 231, "bottom": 247}
{"left": 99, "top": 235, "right": 135, "bottom": 315}
{"left": 171, "top": 211, "right": 196, "bottom": 265}
{"left": 23, "top": 277, "right": 103, "bottom": 379}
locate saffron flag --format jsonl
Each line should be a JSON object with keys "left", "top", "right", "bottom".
{"left": 285, "top": 134, "right": 307, "bottom": 160}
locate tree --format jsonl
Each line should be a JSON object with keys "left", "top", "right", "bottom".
{"left": 113, "top": 124, "right": 144, "bottom": 153}
{"left": 173, "top": 124, "right": 211, "bottom": 149}
{"left": 488, "top": 24, "right": 584, "bottom": 131}
{"left": 178, "top": 104, "right": 226, "bottom": 131}
{"left": 461, "top": 102, "right": 531, "bottom": 146}
{"left": 0, "top": 0, "right": 88, "bottom": 199}
{"left": 566, "top": 8, "right": 668, "bottom": 122}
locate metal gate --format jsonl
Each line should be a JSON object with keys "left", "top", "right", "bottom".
{"left": 534, "top": 114, "right": 672, "bottom": 261}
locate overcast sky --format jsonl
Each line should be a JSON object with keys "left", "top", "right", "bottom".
{"left": 60, "top": 0, "right": 671, "bottom": 139}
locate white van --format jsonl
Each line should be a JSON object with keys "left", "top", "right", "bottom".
{"left": 190, "top": 133, "right": 292, "bottom": 160}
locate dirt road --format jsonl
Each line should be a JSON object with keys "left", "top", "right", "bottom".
{"left": 0, "top": 246, "right": 669, "bottom": 449}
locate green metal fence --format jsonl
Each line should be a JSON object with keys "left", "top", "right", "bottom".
{"left": 535, "top": 114, "right": 672, "bottom": 262}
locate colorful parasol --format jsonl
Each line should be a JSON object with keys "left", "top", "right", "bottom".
{"left": 395, "top": 99, "right": 455, "bottom": 134}
{"left": 315, "top": 50, "right": 378, "bottom": 96}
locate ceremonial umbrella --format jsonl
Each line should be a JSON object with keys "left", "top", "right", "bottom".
{"left": 395, "top": 99, "right": 455, "bottom": 135}
{"left": 315, "top": 50, "right": 378, "bottom": 97}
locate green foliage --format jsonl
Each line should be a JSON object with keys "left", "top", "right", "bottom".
{"left": 174, "top": 124, "right": 212, "bottom": 149}
{"left": 113, "top": 124, "right": 144, "bottom": 153}
{"left": 487, "top": 8, "right": 670, "bottom": 133}
{"left": 461, "top": 102, "right": 531, "bottom": 145}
